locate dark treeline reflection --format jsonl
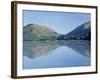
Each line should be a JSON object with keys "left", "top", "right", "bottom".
{"left": 23, "top": 40, "right": 90, "bottom": 59}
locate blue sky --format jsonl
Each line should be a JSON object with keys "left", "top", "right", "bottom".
{"left": 23, "top": 10, "right": 90, "bottom": 34}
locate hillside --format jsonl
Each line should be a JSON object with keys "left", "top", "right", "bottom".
{"left": 23, "top": 24, "right": 60, "bottom": 41}
{"left": 57, "top": 21, "right": 91, "bottom": 40}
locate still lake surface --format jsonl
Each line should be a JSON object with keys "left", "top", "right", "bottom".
{"left": 23, "top": 40, "right": 90, "bottom": 69}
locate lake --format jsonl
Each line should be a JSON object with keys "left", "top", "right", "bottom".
{"left": 23, "top": 40, "right": 90, "bottom": 69}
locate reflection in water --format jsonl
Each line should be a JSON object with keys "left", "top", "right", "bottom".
{"left": 23, "top": 40, "right": 90, "bottom": 58}
{"left": 23, "top": 41, "right": 61, "bottom": 58}
{"left": 23, "top": 40, "right": 90, "bottom": 69}
{"left": 66, "top": 40, "right": 90, "bottom": 57}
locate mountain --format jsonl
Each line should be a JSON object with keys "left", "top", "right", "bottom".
{"left": 23, "top": 24, "right": 60, "bottom": 41}
{"left": 23, "top": 21, "right": 91, "bottom": 41}
{"left": 58, "top": 21, "right": 91, "bottom": 40}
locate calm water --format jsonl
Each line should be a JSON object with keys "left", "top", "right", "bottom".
{"left": 23, "top": 40, "right": 90, "bottom": 69}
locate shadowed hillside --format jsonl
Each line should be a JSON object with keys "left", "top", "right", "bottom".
{"left": 57, "top": 21, "right": 91, "bottom": 40}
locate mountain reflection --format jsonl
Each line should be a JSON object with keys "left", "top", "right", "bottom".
{"left": 23, "top": 40, "right": 90, "bottom": 59}
{"left": 66, "top": 40, "right": 90, "bottom": 57}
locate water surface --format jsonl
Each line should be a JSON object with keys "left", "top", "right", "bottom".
{"left": 23, "top": 40, "right": 90, "bottom": 69}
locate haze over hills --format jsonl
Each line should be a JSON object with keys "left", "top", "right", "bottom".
{"left": 23, "top": 21, "right": 91, "bottom": 41}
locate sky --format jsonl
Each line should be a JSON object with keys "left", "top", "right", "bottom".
{"left": 23, "top": 10, "right": 90, "bottom": 34}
